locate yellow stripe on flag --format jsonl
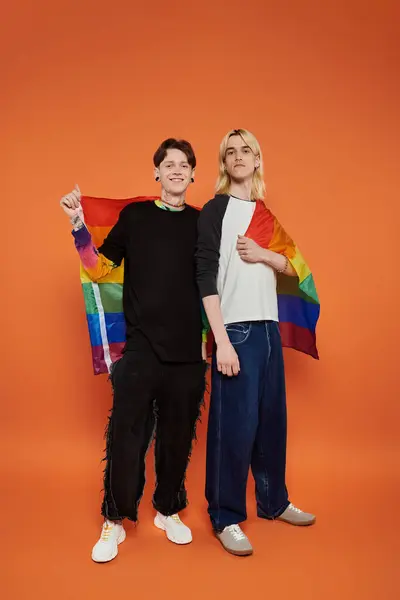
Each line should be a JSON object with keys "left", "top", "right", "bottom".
{"left": 289, "top": 246, "right": 311, "bottom": 284}
{"left": 79, "top": 263, "right": 124, "bottom": 284}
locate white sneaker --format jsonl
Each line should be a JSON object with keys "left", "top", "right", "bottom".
{"left": 216, "top": 525, "right": 253, "bottom": 556}
{"left": 277, "top": 503, "right": 316, "bottom": 526}
{"left": 154, "top": 512, "right": 192, "bottom": 545}
{"left": 91, "top": 520, "right": 126, "bottom": 563}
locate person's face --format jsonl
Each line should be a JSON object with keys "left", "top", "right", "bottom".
{"left": 155, "top": 149, "right": 194, "bottom": 196}
{"left": 224, "top": 135, "right": 259, "bottom": 182}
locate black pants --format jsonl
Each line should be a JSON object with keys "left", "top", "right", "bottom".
{"left": 102, "top": 341, "right": 206, "bottom": 521}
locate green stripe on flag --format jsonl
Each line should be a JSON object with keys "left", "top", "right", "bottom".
{"left": 299, "top": 273, "right": 319, "bottom": 303}
{"left": 82, "top": 283, "right": 97, "bottom": 314}
{"left": 277, "top": 274, "right": 319, "bottom": 304}
{"left": 98, "top": 283, "right": 124, "bottom": 313}
{"left": 82, "top": 282, "right": 124, "bottom": 314}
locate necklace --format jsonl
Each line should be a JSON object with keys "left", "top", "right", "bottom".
{"left": 160, "top": 198, "right": 186, "bottom": 209}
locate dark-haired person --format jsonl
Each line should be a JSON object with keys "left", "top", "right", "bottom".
{"left": 60, "top": 139, "right": 207, "bottom": 562}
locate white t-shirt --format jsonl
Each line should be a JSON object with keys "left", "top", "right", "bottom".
{"left": 217, "top": 196, "right": 278, "bottom": 325}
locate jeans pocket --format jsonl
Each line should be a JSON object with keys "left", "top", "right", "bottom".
{"left": 225, "top": 322, "right": 252, "bottom": 346}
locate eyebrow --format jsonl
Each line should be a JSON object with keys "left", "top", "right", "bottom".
{"left": 226, "top": 145, "right": 251, "bottom": 152}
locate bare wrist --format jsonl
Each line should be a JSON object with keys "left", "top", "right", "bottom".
{"left": 216, "top": 334, "right": 231, "bottom": 346}
{"left": 261, "top": 248, "right": 271, "bottom": 264}
{"left": 262, "top": 249, "right": 288, "bottom": 273}
{"left": 276, "top": 255, "right": 288, "bottom": 274}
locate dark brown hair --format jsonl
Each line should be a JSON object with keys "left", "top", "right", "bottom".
{"left": 153, "top": 138, "right": 196, "bottom": 169}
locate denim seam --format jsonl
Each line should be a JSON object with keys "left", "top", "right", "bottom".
{"left": 265, "top": 322, "right": 272, "bottom": 364}
{"left": 225, "top": 324, "right": 250, "bottom": 334}
{"left": 215, "top": 370, "right": 223, "bottom": 530}
{"left": 261, "top": 322, "right": 272, "bottom": 514}
{"left": 227, "top": 323, "right": 252, "bottom": 346}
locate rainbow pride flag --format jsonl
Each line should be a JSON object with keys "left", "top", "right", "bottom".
{"left": 79, "top": 196, "right": 319, "bottom": 375}
{"left": 79, "top": 196, "right": 158, "bottom": 375}
{"left": 245, "top": 200, "right": 320, "bottom": 359}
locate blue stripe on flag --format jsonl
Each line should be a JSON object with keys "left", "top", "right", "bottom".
{"left": 87, "top": 312, "right": 126, "bottom": 346}
{"left": 278, "top": 294, "right": 320, "bottom": 332}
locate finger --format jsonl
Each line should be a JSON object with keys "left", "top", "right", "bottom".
{"left": 217, "top": 363, "right": 222, "bottom": 372}
{"left": 222, "top": 364, "right": 227, "bottom": 376}
{"left": 75, "top": 184, "right": 81, "bottom": 196}
{"left": 61, "top": 197, "right": 72, "bottom": 208}
{"left": 70, "top": 191, "right": 81, "bottom": 208}
{"left": 68, "top": 194, "right": 79, "bottom": 208}
{"left": 226, "top": 365, "right": 233, "bottom": 377}
{"left": 232, "top": 362, "right": 239, "bottom": 376}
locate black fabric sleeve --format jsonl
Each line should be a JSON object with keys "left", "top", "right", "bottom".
{"left": 98, "top": 205, "right": 131, "bottom": 266}
{"left": 196, "top": 195, "right": 229, "bottom": 299}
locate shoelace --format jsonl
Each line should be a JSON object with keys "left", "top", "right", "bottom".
{"left": 226, "top": 525, "right": 246, "bottom": 541}
{"left": 170, "top": 514, "right": 182, "bottom": 524}
{"left": 288, "top": 503, "right": 302, "bottom": 513}
{"left": 100, "top": 522, "right": 114, "bottom": 541}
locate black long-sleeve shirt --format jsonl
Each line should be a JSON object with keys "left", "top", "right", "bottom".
{"left": 77, "top": 200, "right": 204, "bottom": 363}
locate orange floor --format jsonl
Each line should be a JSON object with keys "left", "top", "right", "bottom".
{"left": 2, "top": 370, "right": 398, "bottom": 599}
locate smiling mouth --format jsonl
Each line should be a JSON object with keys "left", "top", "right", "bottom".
{"left": 170, "top": 178, "right": 184, "bottom": 182}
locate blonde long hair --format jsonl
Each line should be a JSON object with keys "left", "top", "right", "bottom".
{"left": 215, "top": 129, "right": 266, "bottom": 200}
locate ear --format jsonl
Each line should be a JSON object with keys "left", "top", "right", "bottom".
{"left": 255, "top": 157, "right": 260, "bottom": 169}
{"left": 154, "top": 167, "right": 160, "bottom": 181}
{"left": 191, "top": 168, "right": 196, "bottom": 183}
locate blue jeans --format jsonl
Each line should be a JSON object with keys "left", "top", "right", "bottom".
{"left": 206, "top": 321, "right": 289, "bottom": 530}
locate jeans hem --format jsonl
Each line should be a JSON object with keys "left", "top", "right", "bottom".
{"left": 256, "top": 499, "right": 290, "bottom": 520}
{"left": 210, "top": 515, "right": 247, "bottom": 532}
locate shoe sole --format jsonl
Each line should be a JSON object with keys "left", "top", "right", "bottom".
{"left": 91, "top": 528, "right": 126, "bottom": 563}
{"left": 215, "top": 533, "right": 253, "bottom": 556}
{"left": 276, "top": 516, "right": 316, "bottom": 527}
{"left": 154, "top": 515, "right": 192, "bottom": 545}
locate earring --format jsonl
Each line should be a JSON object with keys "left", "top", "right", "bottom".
{"left": 191, "top": 178, "right": 195, "bottom": 183}
{"left": 155, "top": 177, "right": 160, "bottom": 181}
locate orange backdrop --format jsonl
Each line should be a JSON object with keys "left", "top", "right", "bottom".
{"left": 2, "top": 0, "right": 399, "bottom": 598}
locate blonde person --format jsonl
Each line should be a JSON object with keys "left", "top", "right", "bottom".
{"left": 196, "top": 129, "right": 319, "bottom": 556}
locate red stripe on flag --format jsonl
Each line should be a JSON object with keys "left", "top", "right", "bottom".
{"left": 245, "top": 200, "right": 275, "bottom": 247}
{"left": 279, "top": 321, "right": 319, "bottom": 359}
{"left": 81, "top": 196, "right": 159, "bottom": 227}
{"left": 91, "top": 342, "right": 126, "bottom": 375}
